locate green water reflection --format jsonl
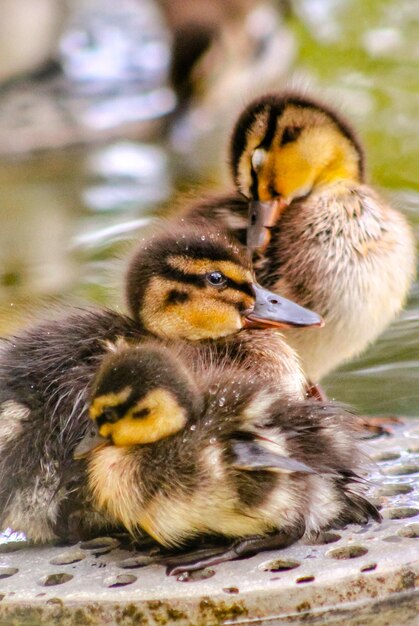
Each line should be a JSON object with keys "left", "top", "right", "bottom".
{"left": 0, "top": 0, "right": 417, "bottom": 415}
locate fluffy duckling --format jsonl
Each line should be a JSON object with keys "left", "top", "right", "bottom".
{"left": 125, "top": 218, "right": 321, "bottom": 398}
{"left": 231, "top": 92, "right": 416, "bottom": 382}
{"left": 81, "top": 342, "right": 380, "bottom": 573}
{"left": 189, "top": 93, "right": 415, "bottom": 384}
{"left": 0, "top": 218, "right": 320, "bottom": 543}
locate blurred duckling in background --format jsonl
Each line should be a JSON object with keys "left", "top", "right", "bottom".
{"left": 79, "top": 341, "right": 379, "bottom": 574}
{"left": 189, "top": 93, "right": 415, "bottom": 386}
{"left": 0, "top": 218, "right": 320, "bottom": 543}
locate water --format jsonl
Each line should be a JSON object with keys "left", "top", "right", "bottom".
{"left": 0, "top": 0, "right": 417, "bottom": 416}
{"left": 290, "top": 0, "right": 419, "bottom": 415}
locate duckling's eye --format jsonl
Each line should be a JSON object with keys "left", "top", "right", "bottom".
{"left": 280, "top": 126, "right": 302, "bottom": 146}
{"left": 206, "top": 271, "right": 227, "bottom": 288}
{"left": 101, "top": 407, "right": 120, "bottom": 424}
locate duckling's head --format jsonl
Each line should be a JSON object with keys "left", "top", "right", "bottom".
{"left": 126, "top": 218, "right": 322, "bottom": 340}
{"left": 230, "top": 93, "right": 364, "bottom": 247}
{"left": 76, "top": 343, "right": 202, "bottom": 456}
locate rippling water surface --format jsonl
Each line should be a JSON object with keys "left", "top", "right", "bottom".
{"left": 0, "top": 0, "right": 417, "bottom": 416}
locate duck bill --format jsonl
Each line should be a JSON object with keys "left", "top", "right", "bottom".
{"left": 243, "top": 284, "right": 324, "bottom": 329}
{"left": 73, "top": 425, "right": 109, "bottom": 460}
{"left": 247, "top": 198, "right": 288, "bottom": 251}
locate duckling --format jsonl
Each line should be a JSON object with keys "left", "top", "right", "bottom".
{"left": 232, "top": 92, "right": 416, "bottom": 383}
{"left": 188, "top": 93, "right": 415, "bottom": 384}
{"left": 124, "top": 218, "right": 321, "bottom": 396}
{"left": 0, "top": 218, "right": 320, "bottom": 543}
{"left": 82, "top": 342, "right": 380, "bottom": 573}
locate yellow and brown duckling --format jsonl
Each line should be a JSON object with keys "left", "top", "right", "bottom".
{"left": 124, "top": 217, "right": 321, "bottom": 397}
{"left": 188, "top": 92, "right": 415, "bottom": 384}
{"left": 0, "top": 217, "right": 320, "bottom": 543}
{"left": 78, "top": 341, "right": 380, "bottom": 574}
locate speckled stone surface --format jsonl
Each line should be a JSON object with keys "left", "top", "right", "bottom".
{"left": 0, "top": 420, "right": 417, "bottom": 626}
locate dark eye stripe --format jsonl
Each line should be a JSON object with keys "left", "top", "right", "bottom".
{"left": 280, "top": 126, "right": 302, "bottom": 146}
{"left": 166, "top": 289, "right": 189, "bottom": 305}
{"left": 163, "top": 265, "right": 253, "bottom": 297}
{"left": 95, "top": 398, "right": 133, "bottom": 428}
{"left": 259, "top": 107, "right": 279, "bottom": 150}
{"left": 163, "top": 266, "right": 206, "bottom": 288}
{"left": 132, "top": 407, "right": 150, "bottom": 419}
{"left": 225, "top": 278, "right": 253, "bottom": 297}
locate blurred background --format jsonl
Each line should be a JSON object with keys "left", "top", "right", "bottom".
{"left": 0, "top": 0, "right": 417, "bottom": 416}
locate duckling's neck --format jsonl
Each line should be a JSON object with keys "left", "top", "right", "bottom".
{"left": 219, "top": 330, "right": 307, "bottom": 402}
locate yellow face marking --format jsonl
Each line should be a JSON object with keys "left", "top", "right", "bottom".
{"left": 173, "top": 298, "right": 244, "bottom": 340}
{"left": 237, "top": 104, "right": 360, "bottom": 202}
{"left": 265, "top": 123, "right": 359, "bottom": 203}
{"left": 140, "top": 270, "right": 254, "bottom": 340}
{"left": 99, "top": 388, "right": 188, "bottom": 446}
{"left": 167, "top": 256, "right": 252, "bottom": 285}
{"left": 90, "top": 386, "right": 132, "bottom": 421}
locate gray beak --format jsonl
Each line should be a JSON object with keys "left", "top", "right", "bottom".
{"left": 73, "top": 423, "right": 109, "bottom": 459}
{"left": 243, "top": 284, "right": 324, "bottom": 329}
{"left": 247, "top": 199, "right": 288, "bottom": 250}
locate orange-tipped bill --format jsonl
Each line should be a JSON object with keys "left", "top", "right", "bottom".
{"left": 247, "top": 198, "right": 288, "bottom": 251}
{"left": 73, "top": 423, "right": 109, "bottom": 459}
{"left": 243, "top": 284, "right": 323, "bottom": 329}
